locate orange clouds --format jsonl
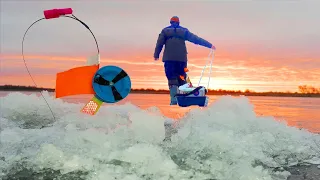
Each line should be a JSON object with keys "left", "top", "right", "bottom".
{"left": 1, "top": 53, "right": 319, "bottom": 92}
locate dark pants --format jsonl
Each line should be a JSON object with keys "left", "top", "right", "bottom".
{"left": 164, "top": 61, "right": 187, "bottom": 87}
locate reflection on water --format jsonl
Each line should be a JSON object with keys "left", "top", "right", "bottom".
{"left": 1, "top": 91, "right": 319, "bottom": 133}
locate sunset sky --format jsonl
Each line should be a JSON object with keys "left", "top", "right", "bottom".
{"left": 1, "top": 0, "right": 319, "bottom": 92}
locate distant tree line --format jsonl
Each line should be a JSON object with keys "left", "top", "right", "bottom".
{"left": 298, "top": 85, "right": 320, "bottom": 94}
{"left": 0, "top": 85, "right": 55, "bottom": 92}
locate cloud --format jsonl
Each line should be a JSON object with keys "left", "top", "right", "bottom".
{"left": 1, "top": 54, "right": 319, "bottom": 92}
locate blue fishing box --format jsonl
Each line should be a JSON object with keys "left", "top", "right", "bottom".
{"left": 175, "top": 86, "right": 209, "bottom": 107}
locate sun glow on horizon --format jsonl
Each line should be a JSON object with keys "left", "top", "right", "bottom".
{"left": 1, "top": 53, "right": 320, "bottom": 93}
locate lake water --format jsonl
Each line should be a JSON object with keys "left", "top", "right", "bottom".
{"left": 1, "top": 90, "right": 320, "bottom": 180}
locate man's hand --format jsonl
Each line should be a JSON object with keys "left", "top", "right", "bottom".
{"left": 154, "top": 58, "right": 159, "bottom": 61}
{"left": 211, "top": 45, "right": 216, "bottom": 51}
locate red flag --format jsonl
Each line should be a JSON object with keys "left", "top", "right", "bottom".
{"left": 55, "top": 65, "right": 99, "bottom": 98}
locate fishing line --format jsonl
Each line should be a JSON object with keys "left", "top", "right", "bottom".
{"left": 22, "top": 14, "right": 100, "bottom": 121}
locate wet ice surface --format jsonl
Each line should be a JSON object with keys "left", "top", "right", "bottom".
{"left": 0, "top": 92, "right": 319, "bottom": 180}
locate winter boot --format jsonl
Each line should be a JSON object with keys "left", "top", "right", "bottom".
{"left": 169, "top": 85, "right": 178, "bottom": 105}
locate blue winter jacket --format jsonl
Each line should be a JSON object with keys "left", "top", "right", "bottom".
{"left": 154, "top": 23, "right": 212, "bottom": 62}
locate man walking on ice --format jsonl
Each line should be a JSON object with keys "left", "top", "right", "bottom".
{"left": 154, "top": 16, "right": 216, "bottom": 105}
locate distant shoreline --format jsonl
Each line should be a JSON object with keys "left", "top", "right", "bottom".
{"left": 1, "top": 85, "right": 320, "bottom": 98}
{"left": 0, "top": 85, "right": 55, "bottom": 92}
